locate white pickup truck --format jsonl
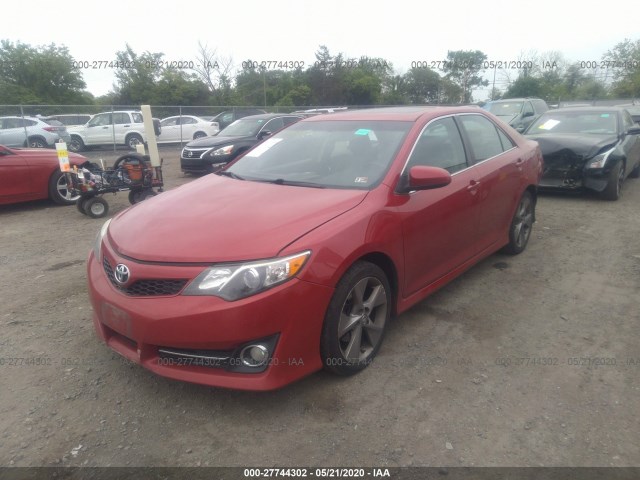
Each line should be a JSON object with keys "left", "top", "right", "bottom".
{"left": 67, "top": 110, "right": 159, "bottom": 152}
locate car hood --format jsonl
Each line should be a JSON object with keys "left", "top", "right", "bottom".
{"left": 185, "top": 135, "right": 252, "bottom": 148}
{"left": 108, "top": 175, "right": 369, "bottom": 263}
{"left": 526, "top": 133, "right": 618, "bottom": 159}
{"left": 17, "top": 148, "right": 87, "bottom": 166}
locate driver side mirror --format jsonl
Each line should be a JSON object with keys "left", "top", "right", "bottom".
{"left": 397, "top": 166, "right": 452, "bottom": 193}
{"left": 626, "top": 126, "right": 640, "bottom": 135}
{"left": 523, "top": 111, "right": 534, "bottom": 118}
{"left": 258, "top": 130, "right": 272, "bottom": 140}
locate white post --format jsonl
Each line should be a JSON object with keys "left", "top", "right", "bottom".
{"left": 141, "top": 105, "right": 161, "bottom": 167}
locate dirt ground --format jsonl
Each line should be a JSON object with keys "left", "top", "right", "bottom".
{"left": 1, "top": 144, "right": 639, "bottom": 468}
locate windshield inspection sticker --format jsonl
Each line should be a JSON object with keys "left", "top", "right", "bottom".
{"left": 600, "top": 114, "right": 610, "bottom": 118}
{"left": 354, "top": 129, "right": 378, "bottom": 140}
{"left": 245, "top": 138, "right": 283, "bottom": 157}
{"left": 354, "top": 177, "right": 369, "bottom": 183}
{"left": 538, "top": 119, "right": 560, "bottom": 130}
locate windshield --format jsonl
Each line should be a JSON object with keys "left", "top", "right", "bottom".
{"left": 485, "top": 102, "right": 523, "bottom": 116}
{"left": 527, "top": 111, "right": 618, "bottom": 135}
{"left": 226, "top": 120, "right": 411, "bottom": 189}
{"left": 219, "top": 118, "right": 268, "bottom": 137}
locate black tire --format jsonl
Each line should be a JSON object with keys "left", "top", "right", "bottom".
{"left": 27, "top": 137, "right": 47, "bottom": 148}
{"left": 128, "top": 189, "right": 144, "bottom": 204}
{"left": 601, "top": 162, "right": 624, "bottom": 201}
{"left": 629, "top": 162, "right": 640, "bottom": 179}
{"left": 503, "top": 190, "right": 535, "bottom": 255}
{"left": 76, "top": 197, "right": 90, "bottom": 214}
{"left": 193, "top": 131, "right": 207, "bottom": 140}
{"left": 126, "top": 134, "right": 143, "bottom": 150}
{"left": 321, "top": 261, "right": 391, "bottom": 376}
{"left": 68, "top": 136, "right": 85, "bottom": 153}
{"left": 83, "top": 197, "right": 109, "bottom": 218}
{"left": 138, "top": 189, "right": 157, "bottom": 201}
{"left": 48, "top": 170, "right": 80, "bottom": 205}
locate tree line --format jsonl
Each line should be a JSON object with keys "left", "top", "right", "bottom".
{"left": 1, "top": 39, "right": 638, "bottom": 109}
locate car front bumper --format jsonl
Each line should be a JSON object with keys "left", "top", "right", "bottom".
{"left": 87, "top": 247, "right": 333, "bottom": 391}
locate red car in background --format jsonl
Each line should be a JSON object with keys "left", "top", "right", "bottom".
{"left": 0, "top": 145, "right": 87, "bottom": 205}
{"left": 88, "top": 106, "right": 542, "bottom": 391}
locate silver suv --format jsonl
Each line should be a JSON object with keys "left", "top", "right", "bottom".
{"left": 67, "top": 110, "right": 151, "bottom": 152}
{"left": 0, "top": 116, "right": 71, "bottom": 147}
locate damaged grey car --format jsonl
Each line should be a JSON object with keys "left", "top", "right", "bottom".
{"left": 525, "top": 107, "right": 640, "bottom": 200}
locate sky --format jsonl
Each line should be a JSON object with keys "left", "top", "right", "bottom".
{"left": 2, "top": 0, "right": 638, "bottom": 101}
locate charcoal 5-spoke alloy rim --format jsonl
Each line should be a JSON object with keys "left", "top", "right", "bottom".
{"left": 321, "top": 261, "right": 391, "bottom": 375}
{"left": 338, "top": 277, "right": 387, "bottom": 362}
{"left": 512, "top": 193, "right": 533, "bottom": 251}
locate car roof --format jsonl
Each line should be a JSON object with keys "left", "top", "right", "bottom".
{"left": 303, "top": 106, "right": 483, "bottom": 122}
{"left": 544, "top": 106, "right": 625, "bottom": 114}
{"left": 238, "top": 113, "right": 303, "bottom": 121}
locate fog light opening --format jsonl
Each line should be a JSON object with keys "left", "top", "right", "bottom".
{"left": 240, "top": 344, "right": 269, "bottom": 367}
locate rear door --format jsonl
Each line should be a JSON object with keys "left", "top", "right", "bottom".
{"left": 159, "top": 117, "right": 180, "bottom": 143}
{"left": 456, "top": 114, "right": 522, "bottom": 250}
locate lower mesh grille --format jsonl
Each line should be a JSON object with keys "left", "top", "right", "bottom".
{"left": 103, "top": 258, "right": 187, "bottom": 296}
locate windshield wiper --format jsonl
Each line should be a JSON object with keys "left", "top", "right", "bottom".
{"left": 216, "top": 170, "right": 245, "bottom": 180}
{"left": 256, "top": 178, "right": 326, "bottom": 188}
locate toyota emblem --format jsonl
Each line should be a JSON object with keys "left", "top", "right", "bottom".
{"left": 114, "top": 264, "right": 130, "bottom": 285}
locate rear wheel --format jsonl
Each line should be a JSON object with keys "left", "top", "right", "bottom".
{"left": 601, "top": 162, "right": 624, "bottom": 201}
{"left": 48, "top": 170, "right": 80, "bottom": 205}
{"left": 84, "top": 197, "right": 109, "bottom": 218}
{"left": 76, "top": 197, "right": 89, "bottom": 214}
{"left": 68, "top": 136, "right": 85, "bottom": 153}
{"left": 126, "top": 133, "right": 143, "bottom": 150}
{"left": 193, "top": 131, "right": 207, "bottom": 139}
{"left": 629, "top": 162, "right": 640, "bottom": 179}
{"left": 503, "top": 190, "right": 535, "bottom": 255}
{"left": 321, "top": 262, "right": 391, "bottom": 376}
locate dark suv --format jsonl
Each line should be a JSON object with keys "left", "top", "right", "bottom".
{"left": 482, "top": 98, "right": 549, "bottom": 132}
{"left": 180, "top": 113, "right": 302, "bottom": 174}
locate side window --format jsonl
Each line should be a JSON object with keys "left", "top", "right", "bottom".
{"left": 457, "top": 115, "right": 506, "bottom": 163}
{"left": 283, "top": 116, "right": 300, "bottom": 126}
{"left": 263, "top": 118, "right": 284, "bottom": 133}
{"left": 112, "top": 113, "right": 129, "bottom": 124}
{"left": 497, "top": 128, "right": 515, "bottom": 151}
{"left": 523, "top": 102, "right": 534, "bottom": 116}
{"left": 221, "top": 113, "right": 234, "bottom": 124}
{"left": 406, "top": 117, "right": 468, "bottom": 173}
{"left": 131, "top": 113, "right": 143, "bottom": 123}
{"left": 180, "top": 117, "right": 196, "bottom": 125}
{"left": 89, "top": 114, "right": 111, "bottom": 127}
{"left": 622, "top": 111, "right": 634, "bottom": 130}
{"left": 161, "top": 117, "right": 178, "bottom": 127}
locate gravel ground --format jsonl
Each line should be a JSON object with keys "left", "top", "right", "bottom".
{"left": 1, "top": 145, "right": 639, "bottom": 468}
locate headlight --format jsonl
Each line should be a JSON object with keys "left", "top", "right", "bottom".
{"left": 209, "top": 145, "right": 234, "bottom": 157}
{"left": 93, "top": 218, "right": 111, "bottom": 262}
{"left": 588, "top": 148, "right": 615, "bottom": 169}
{"left": 183, "top": 251, "right": 311, "bottom": 301}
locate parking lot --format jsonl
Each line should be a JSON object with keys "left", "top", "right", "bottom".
{"left": 1, "top": 144, "right": 639, "bottom": 467}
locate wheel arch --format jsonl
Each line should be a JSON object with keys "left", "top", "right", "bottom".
{"left": 354, "top": 251, "right": 399, "bottom": 317}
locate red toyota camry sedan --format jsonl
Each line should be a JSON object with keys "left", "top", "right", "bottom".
{"left": 88, "top": 107, "right": 542, "bottom": 391}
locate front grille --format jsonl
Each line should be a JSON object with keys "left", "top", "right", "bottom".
{"left": 181, "top": 148, "right": 208, "bottom": 159}
{"left": 103, "top": 258, "right": 187, "bottom": 296}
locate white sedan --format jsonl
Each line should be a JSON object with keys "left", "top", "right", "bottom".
{"left": 157, "top": 115, "right": 220, "bottom": 144}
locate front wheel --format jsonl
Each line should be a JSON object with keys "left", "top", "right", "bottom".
{"left": 49, "top": 170, "right": 80, "bottom": 205}
{"left": 503, "top": 190, "right": 535, "bottom": 255}
{"left": 193, "top": 131, "right": 207, "bottom": 140}
{"left": 321, "top": 262, "right": 391, "bottom": 376}
{"left": 68, "top": 136, "right": 85, "bottom": 153}
{"left": 600, "top": 162, "right": 624, "bottom": 201}
{"left": 83, "top": 197, "right": 109, "bottom": 218}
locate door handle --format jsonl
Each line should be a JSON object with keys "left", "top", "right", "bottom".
{"left": 124, "top": 125, "right": 130, "bottom": 127}
{"left": 467, "top": 179, "right": 480, "bottom": 193}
